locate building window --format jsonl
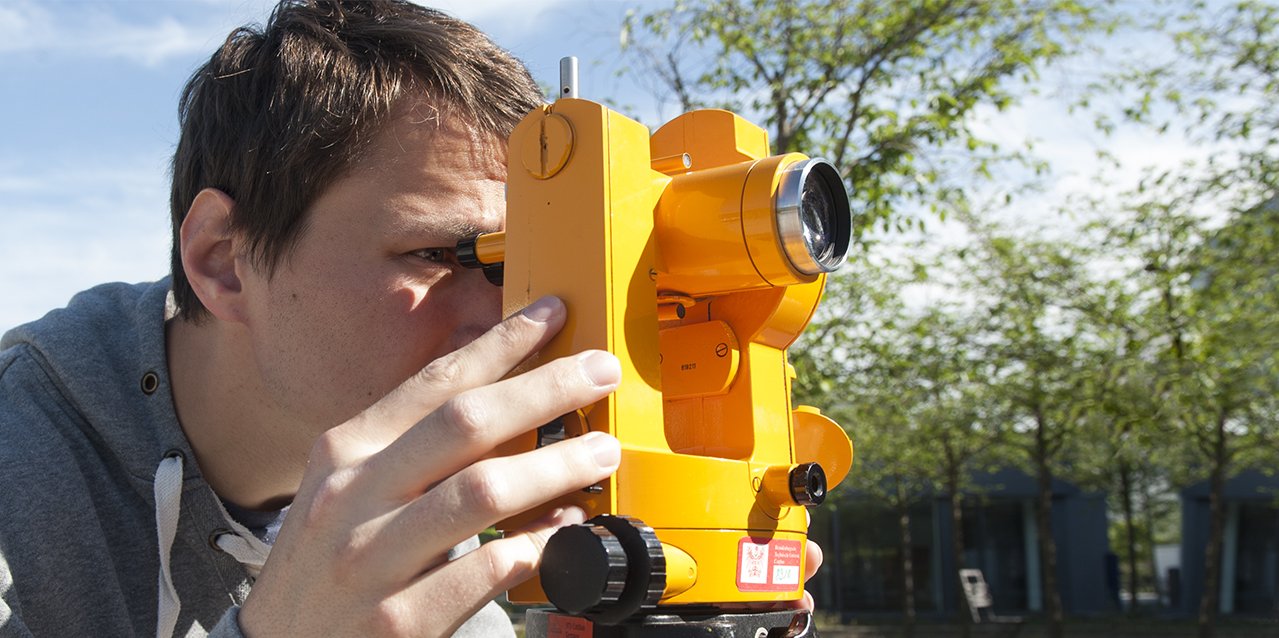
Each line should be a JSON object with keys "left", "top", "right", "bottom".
{"left": 1233, "top": 502, "right": 1279, "bottom": 614}
{"left": 832, "top": 501, "right": 936, "bottom": 612}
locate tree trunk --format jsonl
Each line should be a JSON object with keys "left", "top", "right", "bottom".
{"left": 1034, "top": 411, "right": 1065, "bottom": 638}
{"left": 1143, "top": 485, "right": 1165, "bottom": 608}
{"left": 1197, "top": 411, "right": 1230, "bottom": 638}
{"left": 897, "top": 485, "right": 916, "bottom": 638}
{"left": 1119, "top": 462, "right": 1139, "bottom": 614}
{"left": 830, "top": 506, "right": 844, "bottom": 618}
{"left": 948, "top": 465, "right": 971, "bottom": 638}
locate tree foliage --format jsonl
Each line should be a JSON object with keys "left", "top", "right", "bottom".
{"left": 618, "top": 1, "right": 1279, "bottom": 632}
{"left": 1087, "top": 3, "right": 1279, "bottom": 632}
{"left": 621, "top": 0, "right": 1107, "bottom": 233}
{"left": 796, "top": 261, "right": 1012, "bottom": 633}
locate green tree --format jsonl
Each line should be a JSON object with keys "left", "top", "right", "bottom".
{"left": 838, "top": 407, "right": 935, "bottom": 637}
{"left": 1176, "top": 197, "right": 1279, "bottom": 635}
{"left": 793, "top": 265, "right": 938, "bottom": 633}
{"left": 1089, "top": 3, "right": 1279, "bottom": 633}
{"left": 797, "top": 265, "right": 1008, "bottom": 636}
{"left": 1088, "top": 176, "right": 1279, "bottom": 635}
{"left": 621, "top": 0, "right": 1109, "bottom": 234}
{"left": 952, "top": 229, "right": 1095, "bottom": 638}
{"left": 906, "top": 310, "right": 1008, "bottom": 637}
{"left": 1071, "top": 275, "right": 1170, "bottom": 614}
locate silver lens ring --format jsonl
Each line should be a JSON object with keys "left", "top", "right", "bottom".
{"left": 774, "top": 158, "right": 852, "bottom": 275}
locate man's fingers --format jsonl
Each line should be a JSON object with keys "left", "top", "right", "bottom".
{"left": 317, "top": 296, "right": 568, "bottom": 465}
{"left": 800, "top": 590, "right": 815, "bottom": 611}
{"left": 367, "top": 433, "right": 620, "bottom": 582}
{"left": 363, "top": 349, "right": 621, "bottom": 499}
{"left": 805, "top": 540, "right": 822, "bottom": 581}
{"left": 388, "top": 506, "right": 587, "bottom": 636}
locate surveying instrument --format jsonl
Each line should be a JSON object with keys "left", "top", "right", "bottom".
{"left": 458, "top": 58, "right": 854, "bottom": 638}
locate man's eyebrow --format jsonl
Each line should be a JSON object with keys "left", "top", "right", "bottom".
{"left": 439, "top": 217, "right": 501, "bottom": 241}
{"left": 446, "top": 218, "right": 497, "bottom": 238}
{"left": 392, "top": 216, "right": 497, "bottom": 243}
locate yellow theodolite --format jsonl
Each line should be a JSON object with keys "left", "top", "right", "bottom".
{"left": 457, "top": 60, "right": 854, "bottom": 637}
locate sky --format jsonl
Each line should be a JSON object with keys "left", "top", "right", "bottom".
{"left": 0, "top": 1, "right": 1206, "bottom": 333}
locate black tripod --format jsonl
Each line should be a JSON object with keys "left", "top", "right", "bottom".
{"left": 524, "top": 608, "right": 818, "bottom": 638}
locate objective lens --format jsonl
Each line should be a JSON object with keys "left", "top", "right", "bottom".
{"left": 775, "top": 159, "right": 851, "bottom": 275}
{"left": 801, "top": 178, "right": 836, "bottom": 265}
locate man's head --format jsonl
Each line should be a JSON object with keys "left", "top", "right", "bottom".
{"left": 170, "top": 0, "right": 543, "bottom": 322}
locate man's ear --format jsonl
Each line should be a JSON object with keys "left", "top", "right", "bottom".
{"left": 179, "top": 188, "right": 250, "bottom": 324}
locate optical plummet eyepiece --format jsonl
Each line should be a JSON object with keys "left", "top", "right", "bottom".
{"left": 789, "top": 462, "right": 827, "bottom": 506}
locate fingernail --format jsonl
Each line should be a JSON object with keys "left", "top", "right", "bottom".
{"left": 521, "top": 296, "right": 561, "bottom": 323}
{"left": 580, "top": 351, "right": 621, "bottom": 388}
{"left": 557, "top": 506, "right": 587, "bottom": 526}
{"left": 582, "top": 432, "right": 620, "bottom": 470}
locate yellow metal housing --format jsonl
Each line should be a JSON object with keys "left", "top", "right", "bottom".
{"left": 495, "top": 102, "right": 854, "bottom": 608}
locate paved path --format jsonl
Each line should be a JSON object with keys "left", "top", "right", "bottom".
{"left": 816, "top": 620, "right": 1279, "bottom": 638}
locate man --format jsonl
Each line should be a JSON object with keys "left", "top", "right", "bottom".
{"left": 1, "top": 1, "right": 620, "bottom": 636}
{"left": 1, "top": 2, "right": 820, "bottom": 637}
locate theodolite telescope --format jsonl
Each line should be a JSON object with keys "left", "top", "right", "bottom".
{"left": 456, "top": 59, "right": 854, "bottom": 636}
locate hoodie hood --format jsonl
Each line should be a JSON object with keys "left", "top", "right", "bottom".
{"left": 0, "top": 278, "right": 263, "bottom": 637}
{"left": 1, "top": 279, "right": 196, "bottom": 497}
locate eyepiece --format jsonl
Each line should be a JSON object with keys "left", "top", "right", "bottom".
{"left": 789, "top": 462, "right": 827, "bottom": 506}
{"left": 775, "top": 159, "right": 851, "bottom": 275}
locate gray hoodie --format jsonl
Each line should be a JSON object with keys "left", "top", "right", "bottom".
{"left": 0, "top": 279, "right": 514, "bottom": 637}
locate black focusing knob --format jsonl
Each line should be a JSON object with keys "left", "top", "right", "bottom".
{"left": 540, "top": 515, "right": 666, "bottom": 625}
{"left": 541, "top": 524, "right": 628, "bottom": 614}
{"left": 789, "top": 462, "right": 827, "bottom": 506}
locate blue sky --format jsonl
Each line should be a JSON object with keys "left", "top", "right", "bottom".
{"left": 0, "top": 1, "right": 1208, "bottom": 332}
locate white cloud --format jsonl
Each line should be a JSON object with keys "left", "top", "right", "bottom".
{"left": 0, "top": 155, "right": 172, "bottom": 333}
{"left": 0, "top": 1, "right": 260, "bottom": 67}
{"left": 428, "top": 0, "right": 576, "bottom": 25}
{"left": 0, "top": 174, "right": 44, "bottom": 193}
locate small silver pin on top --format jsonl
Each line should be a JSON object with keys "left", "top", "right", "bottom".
{"left": 559, "top": 56, "right": 579, "bottom": 99}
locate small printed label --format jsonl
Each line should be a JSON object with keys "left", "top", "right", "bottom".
{"left": 736, "top": 537, "right": 804, "bottom": 592}
{"left": 546, "top": 613, "right": 593, "bottom": 638}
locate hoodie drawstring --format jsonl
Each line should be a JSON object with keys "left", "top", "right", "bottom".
{"left": 154, "top": 453, "right": 273, "bottom": 638}
{"left": 154, "top": 454, "right": 184, "bottom": 638}
{"left": 210, "top": 513, "right": 272, "bottom": 576}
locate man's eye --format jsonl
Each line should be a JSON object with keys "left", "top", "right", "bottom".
{"left": 411, "top": 247, "right": 452, "bottom": 263}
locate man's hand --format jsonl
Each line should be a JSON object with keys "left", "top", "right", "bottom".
{"left": 239, "top": 296, "right": 621, "bottom": 637}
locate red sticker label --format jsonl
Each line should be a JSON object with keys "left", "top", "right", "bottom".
{"left": 736, "top": 537, "right": 803, "bottom": 592}
{"left": 546, "top": 613, "right": 593, "bottom": 638}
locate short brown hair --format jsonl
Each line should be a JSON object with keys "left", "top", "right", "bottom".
{"left": 170, "top": 0, "right": 543, "bottom": 320}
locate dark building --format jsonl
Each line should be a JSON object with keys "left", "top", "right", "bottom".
{"left": 1180, "top": 469, "right": 1279, "bottom": 616}
{"left": 810, "top": 469, "right": 1116, "bottom": 618}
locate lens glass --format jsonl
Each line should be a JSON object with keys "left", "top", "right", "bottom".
{"left": 800, "top": 176, "right": 837, "bottom": 265}
{"left": 775, "top": 158, "right": 851, "bottom": 275}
